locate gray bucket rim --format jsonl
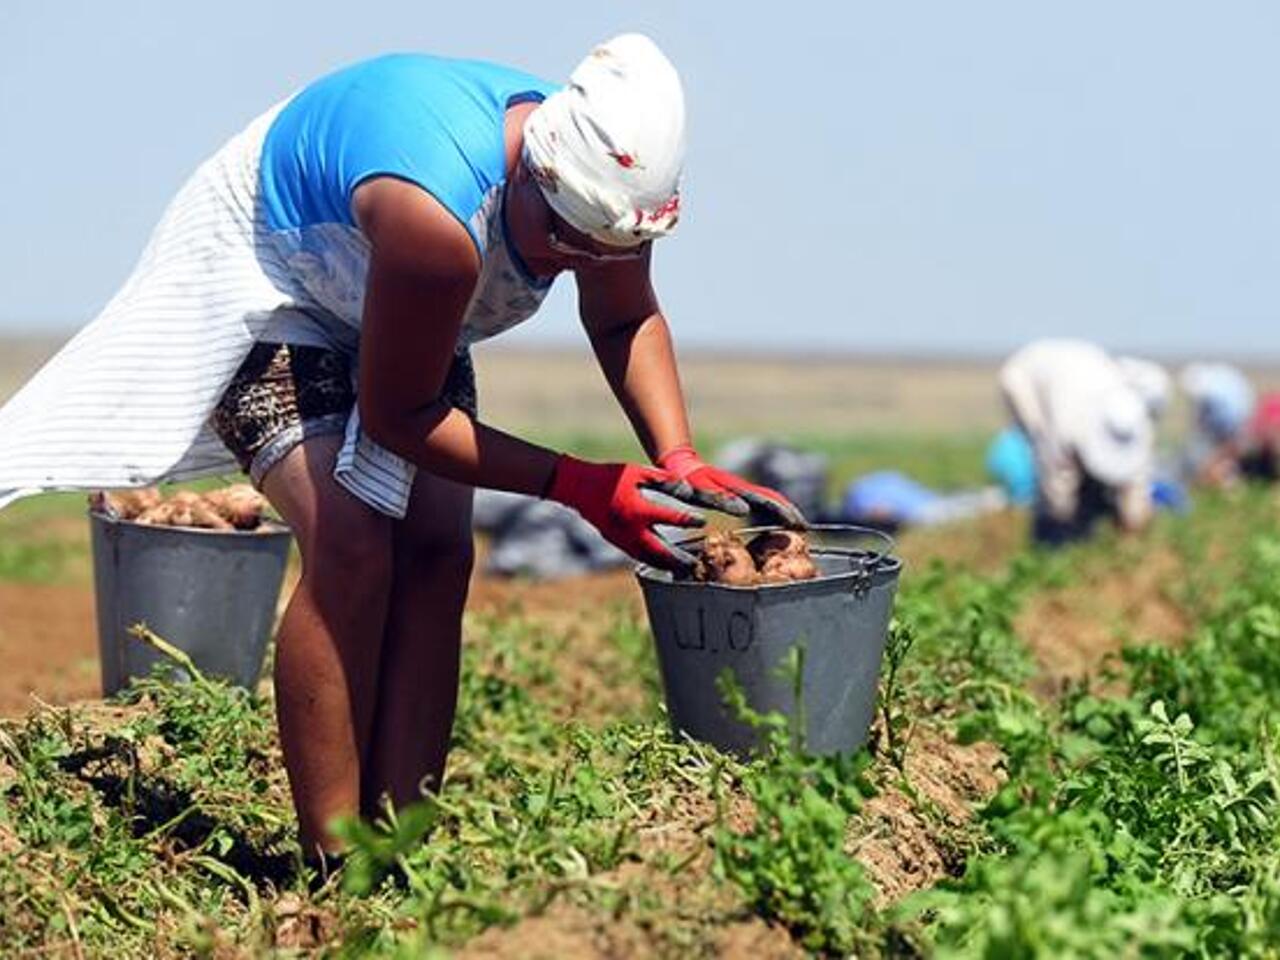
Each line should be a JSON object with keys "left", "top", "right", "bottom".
{"left": 635, "top": 523, "right": 902, "bottom": 593}
{"left": 88, "top": 508, "right": 293, "bottom": 540}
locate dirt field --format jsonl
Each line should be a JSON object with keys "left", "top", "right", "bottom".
{"left": 0, "top": 512, "right": 1023, "bottom": 716}
{"left": 0, "top": 335, "right": 1014, "bottom": 714}
{"left": 473, "top": 346, "right": 1010, "bottom": 437}
{"left": 0, "top": 335, "right": 1275, "bottom": 715}
{"left": 6, "top": 336, "right": 1280, "bottom": 956}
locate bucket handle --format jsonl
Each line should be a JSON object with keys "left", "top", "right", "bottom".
{"left": 724, "top": 523, "right": 894, "bottom": 559}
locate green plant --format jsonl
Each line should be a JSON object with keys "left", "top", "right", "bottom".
{"left": 713, "top": 653, "right": 877, "bottom": 955}
{"left": 878, "top": 618, "right": 918, "bottom": 773}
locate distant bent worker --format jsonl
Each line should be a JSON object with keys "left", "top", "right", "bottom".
{"left": 1241, "top": 392, "right": 1280, "bottom": 482}
{"left": 0, "top": 36, "right": 803, "bottom": 870}
{"left": 999, "top": 339, "right": 1155, "bottom": 546}
{"left": 1179, "top": 362, "right": 1256, "bottom": 489}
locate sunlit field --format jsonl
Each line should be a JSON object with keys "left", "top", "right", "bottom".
{"left": 3, "top": 339, "right": 1280, "bottom": 956}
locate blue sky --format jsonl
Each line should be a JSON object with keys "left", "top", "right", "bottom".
{"left": 1, "top": 2, "right": 1276, "bottom": 357}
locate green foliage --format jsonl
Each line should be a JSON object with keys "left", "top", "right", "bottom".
{"left": 713, "top": 653, "right": 877, "bottom": 955}
{"left": 0, "top": 670, "right": 292, "bottom": 955}
{"left": 0, "top": 537, "right": 79, "bottom": 582}
{"left": 5, "top": 475, "right": 1280, "bottom": 956}
{"left": 320, "top": 611, "right": 741, "bottom": 952}
{"left": 907, "top": 516, "right": 1280, "bottom": 958}
{"left": 879, "top": 618, "right": 919, "bottom": 772}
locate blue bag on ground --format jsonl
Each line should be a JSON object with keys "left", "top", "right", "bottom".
{"left": 840, "top": 471, "right": 1008, "bottom": 528}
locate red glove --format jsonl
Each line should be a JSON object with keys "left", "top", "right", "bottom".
{"left": 544, "top": 454, "right": 706, "bottom": 572}
{"left": 656, "top": 444, "right": 807, "bottom": 528}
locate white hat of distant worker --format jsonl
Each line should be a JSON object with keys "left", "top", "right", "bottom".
{"left": 1075, "top": 386, "right": 1152, "bottom": 486}
{"left": 1116, "top": 356, "right": 1171, "bottom": 421}
{"left": 1179, "top": 362, "right": 1255, "bottom": 442}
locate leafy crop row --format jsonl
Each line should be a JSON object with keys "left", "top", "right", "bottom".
{"left": 906, "top": 491, "right": 1280, "bottom": 957}
{"left": 2, "top": 489, "right": 1277, "bottom": 956}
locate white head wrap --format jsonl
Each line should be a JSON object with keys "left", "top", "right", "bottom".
{"left": 522, "top": 34, "right": 685, "bottom": 247}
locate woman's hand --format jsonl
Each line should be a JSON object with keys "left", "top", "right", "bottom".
{"left": 544, "top": 455, "right": 705, "bottom": 572}
{"left": 657, "top": 444, "right": 807, "bottom": 528}
{"left": 574, "top": 269, "right": 805, "bottom": 531}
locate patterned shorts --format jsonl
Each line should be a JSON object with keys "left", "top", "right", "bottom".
{"left": 210, "top": 341, "right": 478, "bottom": 486}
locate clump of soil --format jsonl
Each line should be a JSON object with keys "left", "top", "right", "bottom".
{"left": 692, "top": 530, "right": 818, "bottom": 586}
{"left": 89, "top": 484, "right": 271, "bottom": 531}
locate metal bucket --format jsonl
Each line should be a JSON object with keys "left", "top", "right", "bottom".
{"left": 636, "top": 525, "right": 902, "bottom": 757}
{"left": 89, "top": 510, "right": 293, "bottom": 695}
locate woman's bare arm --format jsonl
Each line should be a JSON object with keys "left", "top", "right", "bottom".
{"left": 352, "top": 177, "right": 558, "bottom": 495}
{"left": 575, "top": 249, "right": 693, "bottom": 461}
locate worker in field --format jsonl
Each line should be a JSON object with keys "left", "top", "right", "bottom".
{"left": 1240, "top": 392, "right": 1280, "bottom": 483}
{"left": 0, "top": 35, "right": 803, "bottom": 871}
{"left": 999, "top": 339, "right": 1155, "bottom": 546}
{"left": 1178, "top": 362, "right": 1256, "bottom": 489}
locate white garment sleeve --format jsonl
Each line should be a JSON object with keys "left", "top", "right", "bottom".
{"left": 1001, "top": 360, "right": 1077, "bottom": 519}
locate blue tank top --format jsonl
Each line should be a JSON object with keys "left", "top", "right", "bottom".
{"left": 260, "top": 53, "right": 556, "bottom": 250}
{"left": 255, "top": 54, "right": 559, "bottom": 340}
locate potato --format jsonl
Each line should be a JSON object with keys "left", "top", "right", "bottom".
{"left": 203, "top": 484, "right": 266, "bottom": 530}
{"left": 104, "top": 486, "right": 260, "bottom": 531}
{"left": 189, "top": 501, "right": 234, "bottom": 530}
{"left": 748, "top": 530, "right": 818, "bottom": 584}
{"left": 694, "top": 531, "right": 759, "bottom": 586}
{"left": 690, "top": 529, "right": 820, "bottom": 586}
{"left": 135, "top": 501, "right": 179, "bottom": 526}
{"left": 89, "top": 487, "right": 162, "bottom": 520}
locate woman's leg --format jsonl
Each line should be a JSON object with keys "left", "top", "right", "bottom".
{"left": 362, "top": 471, "right": 475, "bottom": 815}
{"left": 260, "top": 434, "right": 395, "bottom": 856}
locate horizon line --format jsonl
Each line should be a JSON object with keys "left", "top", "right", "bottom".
{"left": 3, "top": 325, "right": 1278, "bottom": 370}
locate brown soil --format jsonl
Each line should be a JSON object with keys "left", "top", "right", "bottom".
{"left": 852, "top": 726, "right": 1004, "bottom": 904}
{"left": 0, "top": 581, "right": 99, "bottom": 715}
{"left": 896, "top": 510, "right": 1027, "bottom": 575}
{"left": 458, "top": 807, "right": 799, "bottom": 960}
{"left": 458, "top": 903, "right": 800, "bottom": 960}
{"left": 0, "top": 508, "right": 1026, "bottom": 720}
{"left": 467, "top": 564, "right": 650, "bottom": 724}
{"left": 468, "top": 566, "right": 639, "bottom": 625}
{"left": 1016, "top": 544, "right": 1191, "bottom": 698}
{"left": 461, "top": 724, "right": 1003, "bottom": 959}
{"left": 0, "top": 815, "right": 20, "bottom": 857}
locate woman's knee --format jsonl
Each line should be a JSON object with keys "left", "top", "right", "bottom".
{"left": 395, "top": 527, "right": 475, "bottom": 587}
{"left": 307, "top": 505, "right": 395, "bottom": 590}
{"left": 259, "top": 436, "right": 395, "bottom": 591}
{"left": 394, "top": 476, "right": 475, "bottom": 588}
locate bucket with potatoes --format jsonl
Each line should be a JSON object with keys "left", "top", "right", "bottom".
{"left": 88, "top": 486, "right": 293, "bottom": 695}
{"left": 635, "top": 524, "right": 902, "bottom": 758}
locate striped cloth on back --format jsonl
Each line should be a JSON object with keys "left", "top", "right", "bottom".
{"left": 0, "top": 107, "right": 289, "bottom": 509}
{"left": 0, "top": 81, "right": 558, "bottom": 518}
